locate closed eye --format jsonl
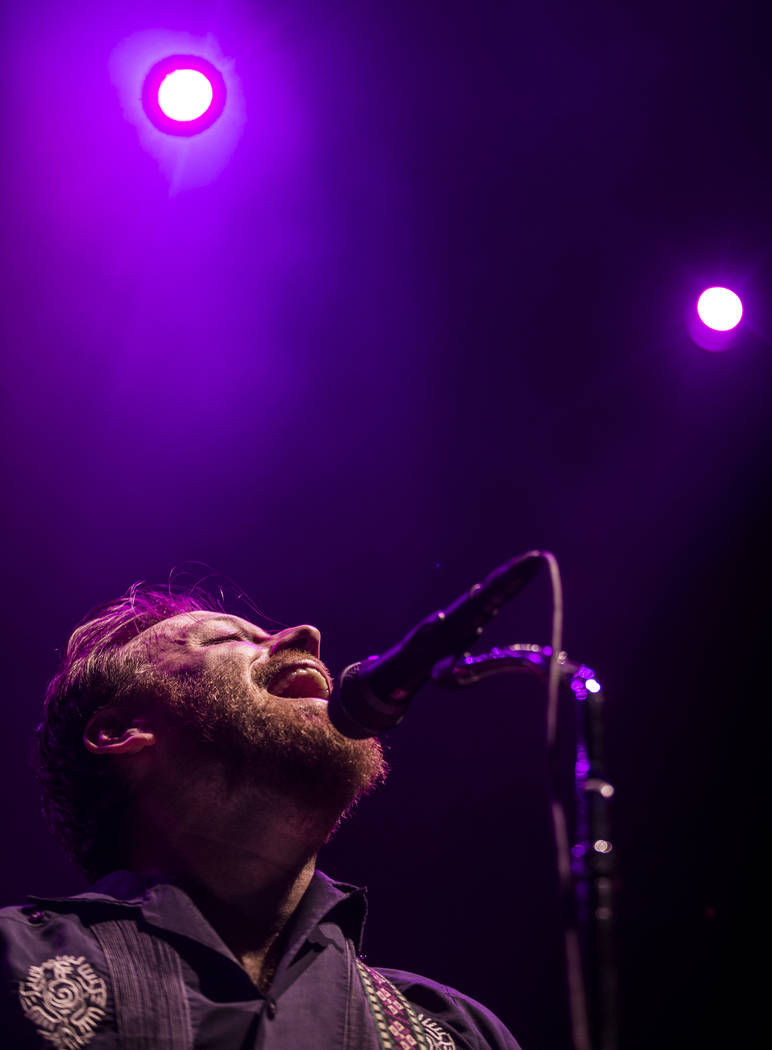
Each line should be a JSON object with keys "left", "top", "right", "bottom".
{"left": 201, "top": 634, "right": 249, "bottom": 646}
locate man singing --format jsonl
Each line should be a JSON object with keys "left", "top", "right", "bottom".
{"left": 0, "top": 585, "right": 521, "bottom": 1049}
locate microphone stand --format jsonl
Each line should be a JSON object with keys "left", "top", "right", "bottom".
{"left": 433, "top": 645, "right": 619, "bottom": 1050}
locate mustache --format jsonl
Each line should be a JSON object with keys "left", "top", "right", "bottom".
{"left": 251, "top": 649, "right": 333, "bottom": 692}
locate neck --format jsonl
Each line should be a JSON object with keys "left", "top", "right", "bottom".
{"left": 127, "top": 771, "right": 337, "bottom": 984}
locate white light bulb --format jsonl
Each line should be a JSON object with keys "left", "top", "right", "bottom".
{"left": 696, "top": 287, "right": 743, "bottom": 332}
{"left": 157, "top": 69, "right": 214, "bottom": 122}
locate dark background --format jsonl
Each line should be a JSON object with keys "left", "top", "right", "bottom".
{"left": 1, "top": 2, "right": 768, "bottom": 1047}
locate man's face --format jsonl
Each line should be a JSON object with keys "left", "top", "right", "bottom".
{"left": 124, "top": 610, "right": 332, "bottom": 705}
{"left": 119, "top": 610, "right": 386, "bottom": 818}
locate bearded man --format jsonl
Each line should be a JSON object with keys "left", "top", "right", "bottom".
{"left": 0, "top": 585, "right": 521, "bottom": 1049}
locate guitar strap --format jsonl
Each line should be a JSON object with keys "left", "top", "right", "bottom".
{"left": 355, "top": 958, "right": 434, "bottom": 1050}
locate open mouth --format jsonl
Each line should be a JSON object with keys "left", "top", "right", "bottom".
{"left": 267, "top": 662, "right": 331, "bottom": 701}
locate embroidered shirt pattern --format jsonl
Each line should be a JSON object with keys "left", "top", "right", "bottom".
{"left": 417, "top": 1011, "right": 457, "bottom": 1049}
{"left": 18, "top": 954, "right": 108, "bottom": 1050}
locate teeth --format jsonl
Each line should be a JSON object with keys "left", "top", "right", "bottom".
{"left": 268, "top": 666, "right": 330, "bottom": 700}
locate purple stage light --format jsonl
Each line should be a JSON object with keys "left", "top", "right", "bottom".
{"left": 142, "top": 55, "right": 226, "bottom": 136}
{"left": 688, "top": 284, "right": 745, "bottom": 351}
{"left": 696, "top": 287, "right": 743, "bottom": 332}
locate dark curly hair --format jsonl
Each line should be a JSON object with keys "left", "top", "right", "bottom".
{"left": 36, "top": 583, "right": 222, "bottom": 880}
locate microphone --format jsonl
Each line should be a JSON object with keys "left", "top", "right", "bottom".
{"left": 328, "top": 550, "right": 545, "bottom": 738}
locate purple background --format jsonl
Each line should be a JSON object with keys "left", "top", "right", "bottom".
{"left": 1, "top": 2, "right": 768, "bottom": 1047}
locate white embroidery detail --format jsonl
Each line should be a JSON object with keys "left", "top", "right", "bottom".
{"left": 18, "top": 955, "right": 108, "bottom": 1049}
{"left": 417, "top": 1012, "right": 456, "bottom": 1049}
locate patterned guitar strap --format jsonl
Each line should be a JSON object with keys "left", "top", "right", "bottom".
{"left": 355, "top": 958, "right": 456, "bottom": 1050}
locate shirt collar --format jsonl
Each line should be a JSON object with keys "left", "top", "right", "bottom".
{"left": 28, "top": 868, "right": 369, "bottom": 959}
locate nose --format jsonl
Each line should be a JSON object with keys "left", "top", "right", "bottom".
{"left": 269, "top": 624, "right": 321, "bottom": 659}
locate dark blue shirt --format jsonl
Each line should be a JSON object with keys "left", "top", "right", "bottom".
{"left": 0, "top": 869, "right": 521, "bottom": 1049}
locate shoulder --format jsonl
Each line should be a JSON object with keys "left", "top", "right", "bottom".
{"left": 0, "top": 901, "right": 86, "bottom": 942}
{"left": 0, "top": 901, "right": 104, "bottom": 977}
{"left": 373, "top": 966, "right": 522, "bottom": 1050}
{"left": 0, "top": 903, "right": 37, "bottom": 923}
{"left": 0, "top": 903, "right": 58, "bottom": 952}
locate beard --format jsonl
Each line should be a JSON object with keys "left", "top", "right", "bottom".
{"left": 141, "top": 652, "right": 388, "bottom": 830}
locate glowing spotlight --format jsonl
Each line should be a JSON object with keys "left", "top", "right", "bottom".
{"left": 697, "top": 287, "right": 743, "bottom": 332}
{"left": 158, "top": 70, "right": 213, "bottom": 122}
{"left": 689, "top": 284, "right": 745, "bottom": 351}
{"left": 142, "top": 55, "right": 226, "bottom": 135}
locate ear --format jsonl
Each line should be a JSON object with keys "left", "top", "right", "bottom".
{"left": 83, "top": 708, "right": 157, "bottom": 756}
